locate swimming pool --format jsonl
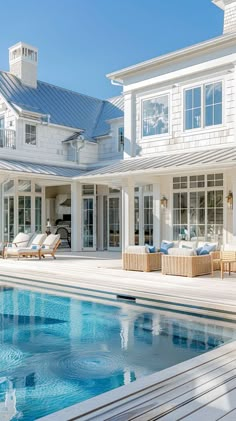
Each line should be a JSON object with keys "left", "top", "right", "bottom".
{"left": 0, "top": 286, "right": 235, "bottom": 420}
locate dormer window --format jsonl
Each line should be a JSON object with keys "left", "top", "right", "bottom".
{"left": 25, "top": 124, "right": 36, "bottom": 146}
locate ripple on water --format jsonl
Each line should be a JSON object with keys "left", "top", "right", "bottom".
{"left": 51, "top": 349, "right": 125, "bottom": 380}
{"left": 0, "top": 344, "right": 24, "bottom": 372}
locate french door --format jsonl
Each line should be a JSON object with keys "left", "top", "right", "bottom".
{"left": 108, "top": 196, "right": 121, "bottom": 250}
{"left": 82, "top": 197, "right": 96, "bottom": 250}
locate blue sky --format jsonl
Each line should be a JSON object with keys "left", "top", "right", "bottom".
{"left": 0, "top": 0, "right": 223, "bottom": 99}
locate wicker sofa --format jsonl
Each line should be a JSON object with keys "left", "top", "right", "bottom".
{"left": 123, "top": 246, "right": 162, "bottom": 272}
{"left": 161, "top": 240, "right": 217, "bottom": 277}
{"left": 162, "top": 254, "right": 212, "bottom": 277}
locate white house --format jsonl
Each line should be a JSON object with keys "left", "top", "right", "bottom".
{"left": 0, "top": 0, "right": 236, "bottom": 252}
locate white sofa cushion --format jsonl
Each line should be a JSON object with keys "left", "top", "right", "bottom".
{"left": 179, "top": 240, "right": 197, "bottom": 249}
{"left": 125, "top": 245, "right": 149, "bottom": 254}
{"left": 168, "top": 248, "right": 196, "bottom": 256}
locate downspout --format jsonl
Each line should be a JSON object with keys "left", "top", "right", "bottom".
{"left": 71, "top": 135, "right": 85, "bottom": 164}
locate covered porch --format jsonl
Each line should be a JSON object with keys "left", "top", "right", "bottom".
{"left": 72, "top": 146, "right": 236, "bottom": 252}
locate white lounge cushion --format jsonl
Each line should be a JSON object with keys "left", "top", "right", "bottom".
{"left": 168, "top": 248, "right": 196, "bottom": 256}
{"left": 42, "top": 234, "right": 60, "bottom": 248}
{"left": 31, "top": 233, "right": 47, "bottom": 246}
{"left": 125, "top": 245, "right": 149, "bottom": 254}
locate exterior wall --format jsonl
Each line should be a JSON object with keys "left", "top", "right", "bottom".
{"left": 135, "top": 69, "right": 235, "bottom": 157}
{"left": 121, "top": 43, "right": 236, "bottom": 159}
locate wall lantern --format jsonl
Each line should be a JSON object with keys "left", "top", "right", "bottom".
{"left": 226, "top": 191, "right": 233, "bottom": 209}
{"left": 160, "top": 195, "right": 168, "bottom": 208}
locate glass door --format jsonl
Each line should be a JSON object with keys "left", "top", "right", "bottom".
{"left": 108, "top": 196, "right": 120, "bottom": 250}
{"left": 4, "top": 196, "right": 14, "bottom": 242}
{"left": 82, "top": 197, "right": 96, "bottom": 250}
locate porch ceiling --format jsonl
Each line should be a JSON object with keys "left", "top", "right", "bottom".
{"left": 75, "top": 146, "right": 236, "bottom": 183}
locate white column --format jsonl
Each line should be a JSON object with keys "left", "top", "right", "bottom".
{"left": 124, "top": 92, "right": 136, "bottom": 159}
{"left": 153, "top": 182, "right": 161, "bottom": 247}
{"left": 71, "top": 181, "right": 82, "bottom": 251}
{"left": 122, "top": 180, "right": 134, "bottom": 252}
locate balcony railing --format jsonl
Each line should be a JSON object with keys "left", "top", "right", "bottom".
{"left": 0, "top": 129, "right": 16, "bottom": 149}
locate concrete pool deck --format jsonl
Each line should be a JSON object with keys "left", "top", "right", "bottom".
{"left": 1, "top": 250, "right": 236, "bottom": 420}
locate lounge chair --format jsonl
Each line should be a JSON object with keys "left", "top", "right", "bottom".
{"left": 40, "top": 234, "right": 61, "bottom": 259}
{"left": 4, "top": 233, "right": 32, "bottom": 258}
{"left": 17, "top": 233, "right": 47, "bottom": 260}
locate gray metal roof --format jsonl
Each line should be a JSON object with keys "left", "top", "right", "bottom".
{"left": 0, "top": 71, "right": 123, "bottom": 138}
{"left": 77, "top": 147, "right": 236, "bottom": 179}
{"left": 0, "top": 159, "right": 85, "bottom": 178}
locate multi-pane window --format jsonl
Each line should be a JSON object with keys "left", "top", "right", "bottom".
{"left": 205, "top": 82, "right": 222, "bottom": 127}
{"left": 142, "top": 95, "right": 169, "bottom": 137}
{"left": 144, "top": 195, "right": 153, "bottom": 245}
{"left": 173, "top": 177, "right": 187, "bottom": 190}
{"left": 173, "top": 192, "right": 188, "bottom": 240}
{"left": 173, "top": 174, "right": 223, "bottom": 243}
{"left": 83, "top": 198, "right": 94, "bottom": 248}
{"left": 35, "top": 197, "right": 42, "bottom": 232}
{"left": 25, "top": 124, "right": 36, "bottom": 145}
{"left": 18, "top": 196, "right": 31, "bottom": 233}
{"left": 82, "top": 184, "right": 95, "bottom": 195}
{"left": 184, "top": 82, "right": 222, "bottom": 130}
{"left": 118, "top": 127, "right": 124, "bottom": 152}
{"left": 185, "top": 87, "right": 201, "bottom": 130}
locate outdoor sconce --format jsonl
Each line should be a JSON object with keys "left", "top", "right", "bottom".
{"left": 160, "top": 195, "right": 168, "bottom": 208}
{"left": 226, "top": 191, "right": 233, "bottom": 209}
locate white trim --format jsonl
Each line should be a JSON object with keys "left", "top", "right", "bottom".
{"left": 106, "top": 33, "right": 236, "bottom": 80}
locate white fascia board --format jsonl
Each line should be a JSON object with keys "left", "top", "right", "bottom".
{"left": 123, "top": 55, "right": 236, "bottom": 93}
{"left": 107, "top": 34, "right": 236, "bottom": 82}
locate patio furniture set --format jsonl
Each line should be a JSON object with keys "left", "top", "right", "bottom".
{"left": 123, "top": 241, "right": 236, "bottom": 279}
{"left": 0, "top": 232, "right": 61, "bottom": 260}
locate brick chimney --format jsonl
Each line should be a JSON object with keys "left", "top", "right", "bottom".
{"left": 213, "top": 0, "right": 236, "bottom": 34}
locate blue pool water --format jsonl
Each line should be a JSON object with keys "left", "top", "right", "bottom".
{"left": 0, "top": 287, "right": 234, "bottom": 420}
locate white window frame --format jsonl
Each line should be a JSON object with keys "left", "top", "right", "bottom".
{"left": 140, "top": 90, "right": 171, "bottom": 140}
{"left": 172, "top": 173, "right": 225, "bottom": 243}
{"left": 25, "top": 123, "right": 37, "bottom": 146}
{"left": 182, "top": 77, "right": 224, "bottom": 134}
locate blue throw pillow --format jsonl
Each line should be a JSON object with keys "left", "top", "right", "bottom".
{"left": 199, "top": 243, "right": 216, "bottom": 255}
{"left": 160, "top": 241, "right": 174, "bottom": 255}
{"left": 196, "top": 246, "right": 203, "bottom": 256}
{"left": 145, "top": 244, "right": 156, "bottom": 253}
{"left": 31, "top": 245, "right": 38, "bottom": 250}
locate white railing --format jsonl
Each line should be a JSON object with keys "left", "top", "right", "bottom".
{"left": 0, "top": 129, "right": 16, "bottom": 149}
